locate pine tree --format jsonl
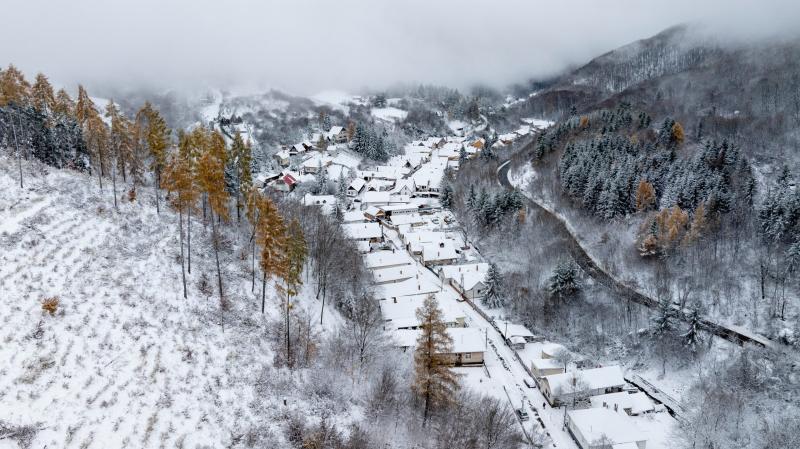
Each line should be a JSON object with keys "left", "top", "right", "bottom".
{"left": 412, "top": 295, "right": 459, "bottom": 424}
{"left": 439, "top": 182, "right": 454, "bottom": 210}
{"left": 681, "top": 308, "right": 703, "bottom": 354}
{"left": 483, "top": 263, "right": 503, "bottom": 308}
{"left": 466, "top": 184, "right": 477, "bottom": 210}
{"left": 651, "top": 298, "right": 675, "bottom": 338}
{"left": 548, "top": 261, "right": 580, "bottom": 303}
{"left": 336, "top": 172, "right": 348, "bottom": 200}
{"left": 196, "top": 131, "right": 230, "bottom": 302}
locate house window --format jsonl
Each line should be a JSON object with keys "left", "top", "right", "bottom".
{"left": 464, "top": 353, "right": 471, "bottom": 359}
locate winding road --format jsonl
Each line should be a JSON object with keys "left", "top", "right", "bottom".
{"left": 496, "top": 157, "right": 776, "bottom": 350}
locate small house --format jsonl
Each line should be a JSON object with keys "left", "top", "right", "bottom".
{"left": 566, "top": 408, "right": 647, "bottom": 449}
{"left": 271, "top": 174, "right": 298, "bottom": 192}
{"left": 347, "top": 178, "right": 366, "bottom": 197}
{"left": 530, "top": 358, "right": 565, "bottom": 380}
{"left": 540, "top": 366, "right": 626, "bottom": 406}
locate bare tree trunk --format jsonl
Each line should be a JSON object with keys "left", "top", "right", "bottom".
{"left": 261, "top": 271, "right": 267, "bottom": 313}
{"left": 187, "top": 206, "right": 192, "bottom": 273}
{"left": 12, "top": 121, "right": 22, "bottom": 189}
{"left": 154, "top": 169, "right": 160, "bottom": 214}
{"left": 112, "top": 162, "right": 118, "bottom": 210}
{"left": 179, "top": 198, "right": 187, "bottom": 299}
{"left": 211, "top": 212, "right": 223, "bottom": 301}
{"left": 287, "top": 289, "right": 291, "bottom": 368}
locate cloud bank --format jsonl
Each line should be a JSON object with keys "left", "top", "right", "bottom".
{"left": 2, "top": 0, "right": 799, "bottom": 95}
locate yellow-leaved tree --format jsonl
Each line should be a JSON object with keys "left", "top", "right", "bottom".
{"left": 412, "top": 294, "right": 459, "bottom": 424}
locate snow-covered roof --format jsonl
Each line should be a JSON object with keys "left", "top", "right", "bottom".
{"left": 380, "top": 204, "right": 419, "bottom": 213}
{"left": 392, "top": 329, "right": 420, "bottom": 348}
{"left": 342, "top": 222, "right": 382, "bottom": 240}
{"left": 363, "top": 250, "right": 414, "bottom": 270}
{"left": 544, "top": 366, "right": 625, "bottom": 395}
{"left": 380, "top": 295, "right": 465, "bottom": 329}
{"left": 348, "top": 178, "right": 366, "bottom": 191}
{"left": 372, "top": 266, "right": 415, "bottom": 284}
{"left": 531, "top": 358, "right": 564, "bottom": 370}
{"left": 438, "top": 263, "right": 489, "bottom": 280}
{"left": 495, "top": 321, "right": 536, "bottom": 340}
{"left": 422, "top": 241, "right": 458, "bottom": 263}
{"left": 447, "top": 328, "right": 485, "bottom": 354}
{"left": 589, "top": 392, "right": 654, "bottom": 415}
{"left": 389, "top": 213, "right": 426, "bottom": 227}
{"left": 342, "top": 210, "right": 367, "bottom": 223}
{"left": 362, "top": 191, "right": 391, "bottom": 204}
{"left": 377, "top": 276, "right": 440, "bottom": 299}
{"left": 567, "top": 408, "right": 646, "bottom": 446}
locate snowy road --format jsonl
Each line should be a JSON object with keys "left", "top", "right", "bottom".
{"left": 380, "top": 227, "right": 577, "bottom": 449}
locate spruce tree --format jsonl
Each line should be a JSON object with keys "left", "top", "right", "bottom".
{"left": 439, "top": 182, "right": 454, "bottom": 210}
{"left": 681, "top": 308, "right": 703, "bottom": 354}
{"left": 483, "top": 263, "right": 503, "bottom": 308}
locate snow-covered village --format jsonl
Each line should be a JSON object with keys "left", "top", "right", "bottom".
{"left": 2, "top": 2, "right": 800, "bottom": 449}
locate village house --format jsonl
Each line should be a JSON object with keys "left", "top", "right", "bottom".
{"left": 440, "top": 328, "right": 485, "bottom": 366}
{"left": 496, "top": 321, "right": 538, "bottom": 349}
{"left": 566, "top": 408, "right": 647, "bottom": 449}
{"left": 363, "top": 250, "right": 415, "bottom": 270}
{"left": 271, "top": 173, "right": 298, "bottom": 192}
{"left": 347, "top": 178, "right": 366, "bottom": 197}
{"left": 325, "top": 125, "right": 348, "bottom": 144}
{"left": 391, "top": 179, "right": 417, "bottom": 197}
{"left": 540, "top": 365, "right": 626, "bottom": 406}
{"left": 288, "top": 142, "right": 312, "bottom": 156}
{"left": 438, "top": 263, "right": 489, "bottom": 301}
{"left": 421, "top": 241, "right": 459, "bottom": 267}
{"left": 589, "top": 392, "right": 655, "bottom": 416}
{"left": 540, "top": 342, "right": 567, "bottom": 359}
{"left": 341, "top": 210, "right": 367, "bottom": 224}
{"left": 363, "top": 205, "right": 385, "bottom": 221}
{"left": 379, "top": 294, "right": 466, "bottom": 330}
{"left": 274, "top": 149, "right": 291, "bottom": 167}
{"left": 342, "top": 222, "right": 383, "bottom": 244}
{"left": 372, "top": 266, "right": 415, "bottom": 285}
{"left": 530, "top": 358, "right": 565, "bottom": 380}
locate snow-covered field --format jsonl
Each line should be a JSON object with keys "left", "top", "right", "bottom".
{"left": 0, "top": 157, "right": 354, "bottom": 448}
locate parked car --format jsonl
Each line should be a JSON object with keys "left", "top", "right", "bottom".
{"left": 516, "top": 408, "right": 530, "bottom": 421}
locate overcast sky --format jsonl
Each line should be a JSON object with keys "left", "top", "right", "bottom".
{"left": 2, "top": 0, "right": 799, "bottom": 96}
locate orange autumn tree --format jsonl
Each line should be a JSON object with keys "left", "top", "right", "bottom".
{"left": 254, "top": 193, "right": 287, "bottom": 313}
{"left": 638, "top": 205, "right": 690, "bottom": 256}
{"left": 162, "top": 132, "right": 200, "bottom": 299}
{"left": 196, "top": 129, "right": 229, "bottom": 301}
{"left": 635, "top": 179, "right": 656, "bottom": 212}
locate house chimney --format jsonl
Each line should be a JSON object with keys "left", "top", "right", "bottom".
{"left": 393, "top": 297, "right": 397, "bottom": 303}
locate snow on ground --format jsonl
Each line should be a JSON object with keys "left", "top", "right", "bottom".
{"left": 0, "top": 156, "right": 353, "bottom": 449}
{"left": 310, "top": 90, "right": 352, "bottom": 113}
{"left": 371, "top": 107, "right": 408, "bottom": 122}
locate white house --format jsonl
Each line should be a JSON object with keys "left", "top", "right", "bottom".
{"left": 442, "top": 328, "right": 485, "bottom": 366}
{"left": 380, "top": 294, "right": 466, "bottom": 330}
{"left": 363, "top": 250, "right": 414, "bottom": 270}
{"left": 530, "top": 358, "right": 565, "bottom": 380}
{"left": 421, "top": 241, "right": 459, "bottom": 267}
{"left": 589, "top": 392, "right": 655, "bottom": 416}
{"left": 347, "top": 178, "right": 366, "bottom": 197}
{"left": 540, "top": 365, "right": 626, "bottom": 406}
{"left": 566, "top": 408, "right": 647, "bottom": 449}
{"left": 342, "top": 222, "right": 383, "bottom": 243}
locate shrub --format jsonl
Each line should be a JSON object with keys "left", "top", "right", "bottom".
{"left": 41, "top": 296, "right": 59, "bottom": 315}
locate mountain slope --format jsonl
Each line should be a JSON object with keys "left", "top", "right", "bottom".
{"left": 515, "top": 24, "right": 800, "bottom": 165}
{"left": 0, "top": 157, "right": 354, "bottom": 448}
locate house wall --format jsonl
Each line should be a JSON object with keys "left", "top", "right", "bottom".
{"left": 532, "top": 366, "right": 564, "bottom": 379}
{"left": 440, "top": 351, "right": 484, "bottom": 366}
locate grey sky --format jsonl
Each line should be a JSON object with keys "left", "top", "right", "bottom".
{"left": 2, "top": 0, "right": 799, "bottom": 96}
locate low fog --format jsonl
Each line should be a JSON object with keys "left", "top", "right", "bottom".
{"left": 3, "top": 0, "right": 800, "bottom": 96}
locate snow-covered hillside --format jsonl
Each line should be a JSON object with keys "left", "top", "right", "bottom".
{"left": 0, "top": 157, "right": 355, "bottom": 449}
